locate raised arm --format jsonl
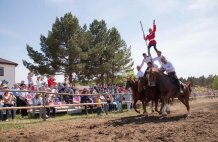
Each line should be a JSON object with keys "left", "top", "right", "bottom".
{"left": 140, "top": 59, "right": 145, "bottom": 69}
{"left": 153, "top": 20, "right": 156, "bottom": 33}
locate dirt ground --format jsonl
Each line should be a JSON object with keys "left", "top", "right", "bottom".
{"left": 1, "top": 98, "right": 218, "bottom": 142}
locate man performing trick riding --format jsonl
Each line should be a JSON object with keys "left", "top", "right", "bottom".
{"left": 159, "top": 56, "right": 183, "bottom": 93}
{"left": 144, "top": 20, "right": 158, "bottom": 56}
{"left": 140, "top": 52, "right": 152, "bottom": 77}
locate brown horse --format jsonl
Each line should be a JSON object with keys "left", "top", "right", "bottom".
{"left": 125, "top": 77, "right": 146, "bottom": 114}
{"left": 138, "top": 77, "right": 161, "bottom": 115}
{"left": 147, "top": 67, "right": 192, "bottom": 116}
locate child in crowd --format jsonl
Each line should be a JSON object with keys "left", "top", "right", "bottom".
{"left": 96, "top": 94, "right": 101, "bottom": 115}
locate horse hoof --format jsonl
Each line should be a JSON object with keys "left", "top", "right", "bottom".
{"left": 159, "top": 114, "right": 167, "bottom": 119}
{"left": 186, "top": 111, "right": 191, "bottom": 117}
{"left": 144, "top": 113, "right": 148, "bottom": 117}
{"left": 159, "top": 116, "right": 165, "bottom": 119}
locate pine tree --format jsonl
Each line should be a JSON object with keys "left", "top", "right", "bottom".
{"left": 106, "top": 27, "right": 133, "bottom": 84}
{"left": 83, "top": 20, "right": 133, "bottom": 84}
{"left": 23, "top": 12, "right": 87, "bottom": 82}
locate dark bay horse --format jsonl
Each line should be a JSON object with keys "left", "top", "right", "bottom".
{"left": 125, "top": 77, "right": 146, "bottom": 114}
{"left": 147, "top": 67, "right": 192, "bottom": 116}
{"left": 139, "top": 77, "right": 161, "bottom": 115}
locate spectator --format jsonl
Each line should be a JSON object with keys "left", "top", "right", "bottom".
{"left": 114, "top": 93, "right": 122, "bottom": 112}
{"left": 36, "top": 76, "right": 41, "bottom": 91}
{"left": 48, "top": 75, "right": 55, "bottom": 88}
{"left": 64, "top": 75, "right": 69, "bottom": 86}
{"left": 0, "top": 95, "right": 4, "bottom": 121}
{"left": 32, "top": 94, "right": 42, "bottom": 118}
{"left": 27, "top": 69, "right": 35, "bottom": 87}
{"left": 45, "top": 90, "right": 56, "bottom": 118}
{"left": 96, "top": 94, "right": 101, "bottom": 115}
{"left": 124, "top": 89, "right": 132, "bottom": 111}
{"left": 17, "top": 84, "right": 28, "bottom": 118}
{"left": 11, "top": 84, "right": 20, "bottom": 97}
{"left": 3, "top": 87, "right": 16, "bottom": 121}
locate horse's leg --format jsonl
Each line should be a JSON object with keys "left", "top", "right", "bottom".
{"left": 185, "top": 98, "right": 191, "bottom": 116}
{"left": 142, "top": 99, "right": 149, "bottom": 116}
{"left": 133, "top": 99, "right": 140, "bottom": 114}
{"left": 183, "top": 96, "right": 191, "bottom": 116}
{"left": 159, "top": 98, "right": 164, "bottom": 115}
{"left": 178, "top": 97, "right": 191, "bottom": 116}
{"left": 151, "top": 101, "right": 155, "bottom": 113}
{"left": 154, "top": 99, "right": 160, "bottom": 114}
{"left": 160, "top": 96, "right": 168, "bottom": 117}
{"left": 166, "top": 99, "right": 171, "bottom": 114}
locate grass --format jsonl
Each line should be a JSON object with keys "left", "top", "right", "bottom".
{"left": 0, "top": 108, "right": 147, "bottom": 131}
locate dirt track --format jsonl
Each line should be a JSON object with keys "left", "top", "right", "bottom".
{"left": 1, "top": 98, "right": 218, "bottom": 142}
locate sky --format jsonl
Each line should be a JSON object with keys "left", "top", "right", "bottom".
{"left": 0, "top": 0, "right": 218, "bottom": 83}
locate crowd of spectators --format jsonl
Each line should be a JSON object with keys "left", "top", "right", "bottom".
{"left": 0, "top": 70, "right": 132, "bottom": 121}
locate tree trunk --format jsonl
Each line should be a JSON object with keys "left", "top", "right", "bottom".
{"left": 100, "top": 73, "right": 104, "bottom": 85}
{"left": 69, "top": 73, "right": 73, "bottom": 83}
{"left": 106, "top": 73, "right": 109, "bottom": 84}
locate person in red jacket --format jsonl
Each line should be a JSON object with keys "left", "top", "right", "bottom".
{"left": 144, "top": 20, "right": 158, "bottom": 56}
{"left": 48, "top": 75, "right": 55, "bottom": 88}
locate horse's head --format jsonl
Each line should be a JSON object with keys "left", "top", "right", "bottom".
{"left": 145, "top": 67, "right": 160, "bottom": 87}
{"left": 147, "top": 67, "right": 159, "bottom": 75}
{"left": 125, "top": 76, "right": 135, "bottom": 89}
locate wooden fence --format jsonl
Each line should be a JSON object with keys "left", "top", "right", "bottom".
{"left": 0, "top": 90, "right": 217, "bottom": 121}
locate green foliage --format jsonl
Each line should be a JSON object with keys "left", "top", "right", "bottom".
{"left": 212, "top": 76, "right": 218, "bottom": 90}
{"left": 23, "top": 13, "right": 133, "bottom": 84}
{"left": 181, "top": 74, "right": 217, "bottom": 88}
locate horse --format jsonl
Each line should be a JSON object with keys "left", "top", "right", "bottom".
{"left": 138, "top": 77, "right": 161, "bottom": 115}
{"left": 147, "top": 67, "right": 192, "bottom": 117}
{"left": 125, "top": 77, "right": 146, "bottom": 114}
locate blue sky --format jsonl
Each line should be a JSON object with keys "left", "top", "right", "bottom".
{"left": 0, "top": 0, "right": 218, "bottom": 83}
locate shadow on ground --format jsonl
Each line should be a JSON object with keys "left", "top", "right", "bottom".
{"left": 108, "top": 114, "right": 187, "bottom": 127}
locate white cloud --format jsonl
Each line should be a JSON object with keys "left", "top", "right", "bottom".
{"left": 188, "top": 0, "right": 218, "bottom": 11}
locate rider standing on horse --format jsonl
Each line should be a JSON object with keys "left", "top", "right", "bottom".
{"left": 140, "top": 52, "right": 152, "bottom": 77}
{"left": 159, "top": 56, "right": 183, "bottom": 93}
{"left": 136, "top": 65, "right": 144, "bottom": 79}
{"left": 144, "top": 20, "right": 158, "bottom": 56}
{"left": 153, "top": 50, "right": 163, "bottom": 67}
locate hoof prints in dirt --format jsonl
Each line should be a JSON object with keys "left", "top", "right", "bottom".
{"left": 1, "top": 100, "right": 218, "bottom": 142}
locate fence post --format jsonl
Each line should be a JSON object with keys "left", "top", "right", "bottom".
{"left": 43, "top": 92, "right": 46, "bottom": 121}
